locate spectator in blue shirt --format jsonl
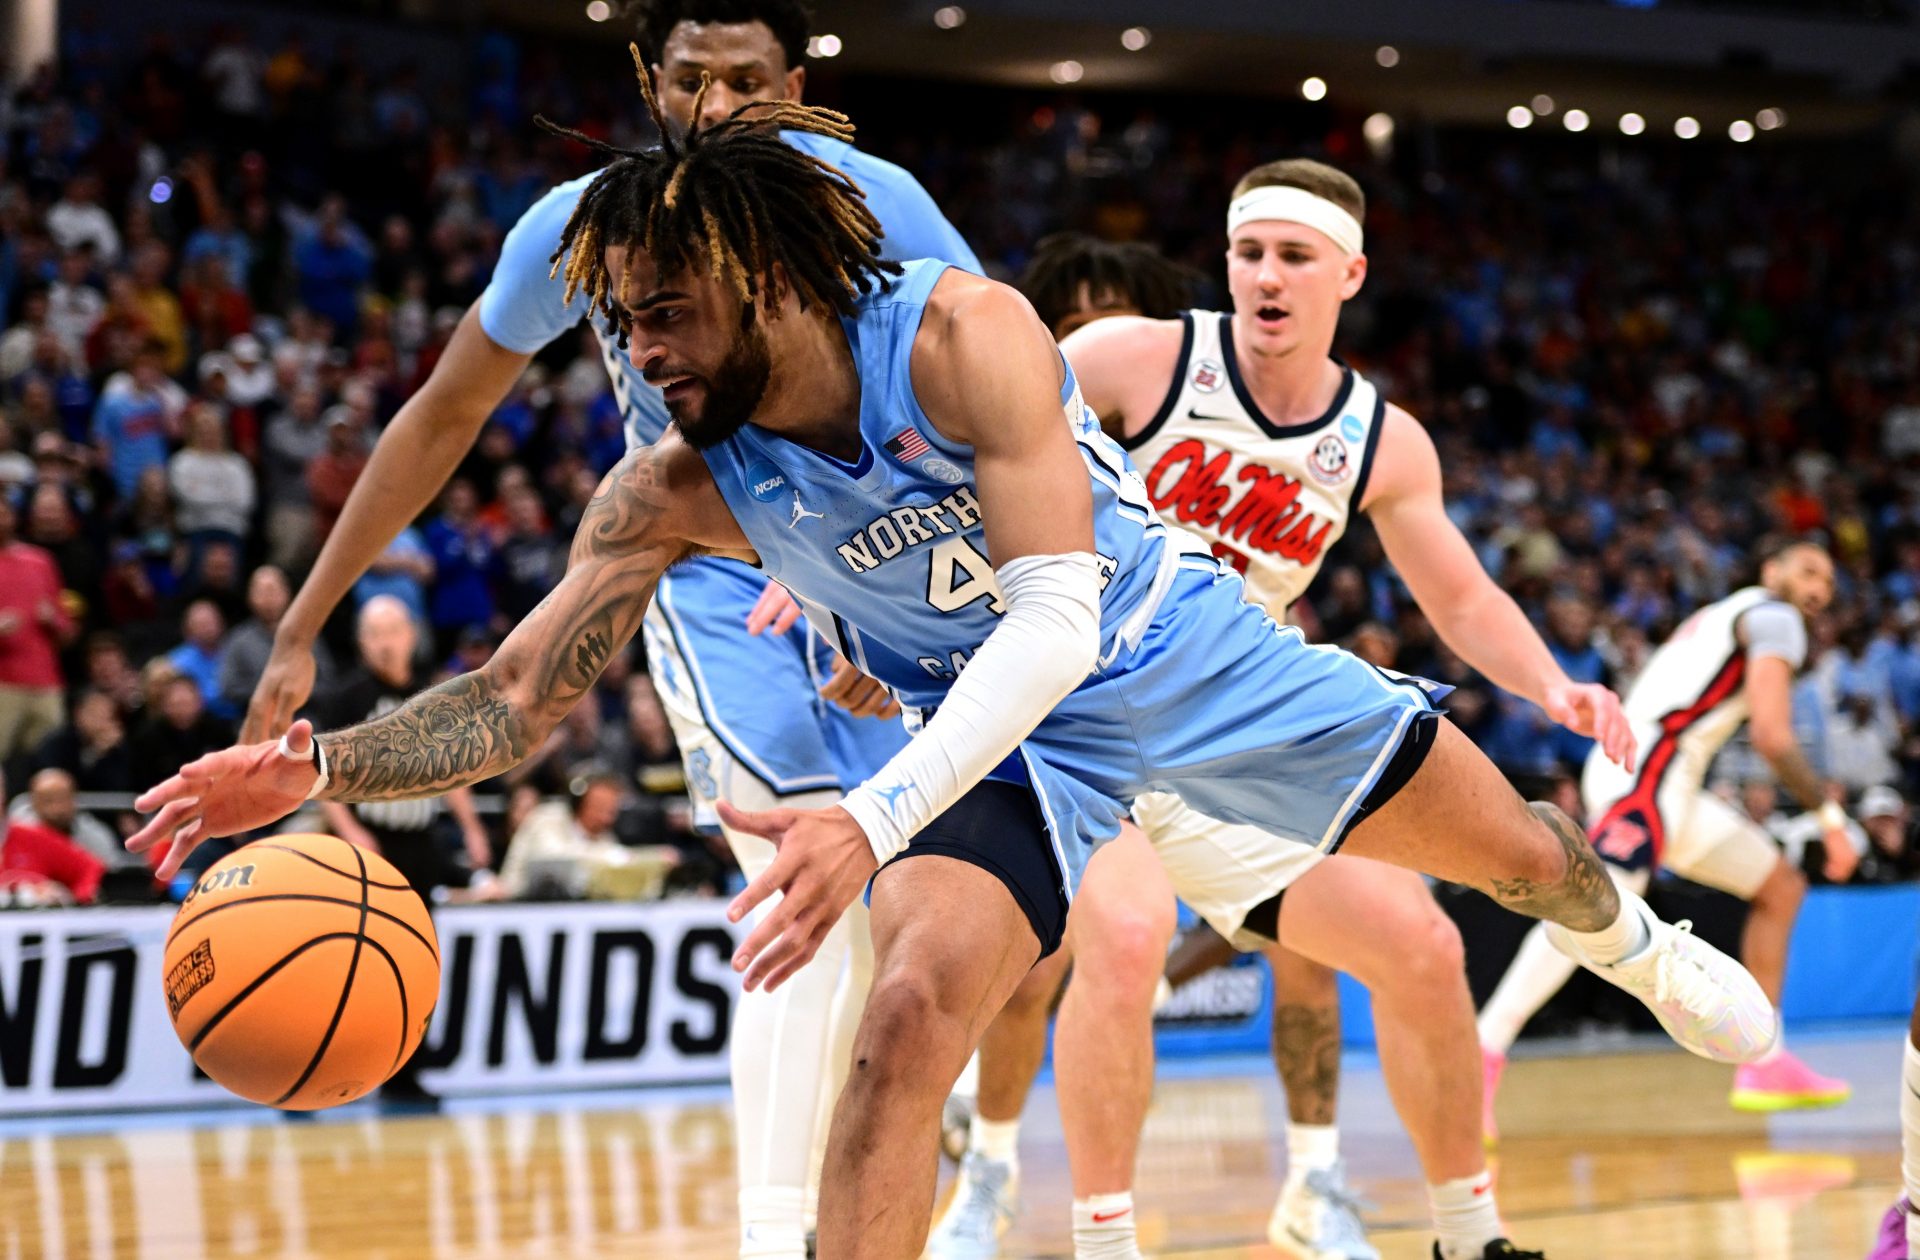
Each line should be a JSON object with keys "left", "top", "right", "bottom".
{"left": 90, "top": 339, "right": 186, "bottom": 499}
{"left": 166, "top": 600, "right": 235, "bottom": 720}
{"left": 353, "top": 526, "right": 435, "bottom": 630}
{"left": 293, "top": 198, "right": 372, "bottom": 337}
{"left": 422, "top": 478, "right": 497, "bottom": 647}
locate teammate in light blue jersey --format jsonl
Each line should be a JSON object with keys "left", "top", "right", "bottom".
{"left": 237, "top": 7, "right": 976, "bottom": 1257}
{"left": 166, "top": 91, "right": 1776, "bottom": 1260}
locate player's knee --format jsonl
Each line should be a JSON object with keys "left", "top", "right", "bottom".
{"left": 1404, "top": 905, "right": 1466, "bottom": 988}
{"left": 1073, "top": 896, "right": 1175, "bottom": 997}
{"left": 1518, "top": 801, "right": 1584, "bottom": 887}
{"left": 852, "top": 970, "right": 960, "bottom": 1088}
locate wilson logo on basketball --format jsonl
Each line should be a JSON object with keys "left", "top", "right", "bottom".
{"left": 183, "top": 862, "right": 255, "bottom": 906}
{"left": 1144, "top": 438, "right": 1335, "bottom": 564}
{"left": 165, "top": 939, "right": 216, "bottom": 1018}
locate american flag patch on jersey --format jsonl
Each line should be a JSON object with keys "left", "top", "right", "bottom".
{"left": 884, "top": 427, "right": 931, "bottom": 462}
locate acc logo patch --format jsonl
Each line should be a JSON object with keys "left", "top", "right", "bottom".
{"left": 1341, "top": 414, "right": 1365, "bottom": 442}
{"left": 921, "top": 457, "right": 965, "bottom": 485}
{"left": 1190, "top": 359, "right": 1225, "bottom": 393}
{"left": 1306, "top": 435, "right": 1351, "bottom": 485}
{"left": 747, "top": 460, "right": 788, "bottom": 503}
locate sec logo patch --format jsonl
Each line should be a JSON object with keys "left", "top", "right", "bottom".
{"left": 1307, "top": 434, "right": 1351, "bottom": 485}
{"left": 1190, "top": 359, "right": 1225, "bottom": 393}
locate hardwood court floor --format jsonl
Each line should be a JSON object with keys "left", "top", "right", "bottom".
{"left": 0, "top": 1029, "right": 1903, "bottom": 1259}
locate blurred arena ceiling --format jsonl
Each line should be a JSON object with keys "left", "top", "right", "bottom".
{"left": 481, "top": 0, "right": 1914, "bottom": 134}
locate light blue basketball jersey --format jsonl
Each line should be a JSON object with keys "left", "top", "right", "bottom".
{"left": 701, "top": 260, "right": 1445, "bottom": 890}
{"left": 701, "top": 260, "right": 1182, "bottom": 715}
{"left": 478, "top": 130, "right": 981, "bottom": 450}
{"left": 475, "top": 128, "right": 979, "bottom": 797}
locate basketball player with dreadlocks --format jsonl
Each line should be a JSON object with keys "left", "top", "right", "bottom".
{"left": 238, "top": 6, "right": 977, "bottom": 1258}
{"left": 930, "top": 176, "right": 1618, "bottom": 1260}
{"left": 139, "top": 59, "right": 1776, "bottom": 1260}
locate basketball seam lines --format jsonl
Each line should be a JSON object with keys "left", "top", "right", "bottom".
{"left": 272, "top": 845, "right": 372, "bottom": 1106}
{"left": 166, "top": 892, "right": 439, "bottom": 964}
{"left": 185, "top": 932, "right": 365, "bottom": 1052}
{"left": 351, "top": 931, "right": 416, "bottom": 1083}
{"left": 253, "top": 843, "right": 416, "bottom": 890}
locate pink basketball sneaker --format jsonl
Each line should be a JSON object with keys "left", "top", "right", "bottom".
{"left": 1865, "top": 1198, "right": 1912, "bottom": 1260}
{"left": 1729, "top": 1049, "right": 1851, "bottom": 1112}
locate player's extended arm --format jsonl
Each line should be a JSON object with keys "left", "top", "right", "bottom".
{"left": 1365, "top": 409, "right": 1635, "bottom": 769}
{"left": 1746, "top": 654, "right": 1826, "bottom": 810}
{"left": 242, "top": 305, "right": 534, "bottom": 742}
{"left": 129, "top": 441, "right": 729, "bottom": 878}
{"left": 724, "top": 278, "right": 1103, "bottom": 990}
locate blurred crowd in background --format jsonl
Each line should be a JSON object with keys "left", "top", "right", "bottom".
{"left": 2, "top": 19, "right": 1918, "bottom": 907}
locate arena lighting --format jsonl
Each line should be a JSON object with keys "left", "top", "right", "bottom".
{"left": 1674, "top": 115, "right": 1700, "bottom": 139}
{"left": 1363, "top": 113, "right": 1395, "bottom": 145}
{"left": 1756, "top": 107, "right": 1786, "bottom": 130}
{"left": 148, "top": 177, "right": 173, "bottom": 204}
{"left": 585, "top": 0, "right": 611, "bottom": 20}
{"left": 1507, "top": 105, "right": 1533, "bottom": 129}
{"left": 1531, "top": 94, "right": 1555, "bottom": 116}
{"left": 933, "top": 6, "right": 965, "bottom": 29}
{"left": 1050, "top": 59, "right": 1084, "bottom": 84}
{"left": 808, "top": 33, "right": 842, "bottom": 57}
{"left": 1563, "top": 109, "right": 1590, "bottom": 132}
{"left": 1121, "top": 26, "right": 1151, "bottom": 51}
{"left": 1619, "top": 111, "right": 1646, "bottom": 135}
{"left": 1301, "top": 76, "right": 1327, "bottom": 101}
{"left": 1375, "top": 45, "right": 1400, "bottom": 68}
{"left": 1729, "top": 119, "right": 1756, "bottom": 142}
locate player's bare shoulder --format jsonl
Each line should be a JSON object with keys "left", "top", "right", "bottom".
{"left": 1058, "top": 315, "right": 1187, "bottom": 440}
{"left": 574, "top": 431, "right": 753, "bottom": 565}
{"left": 911, "top": 269, "right": 1062, "bottom": 446}
{"left": 1357, "top": 400, "right": 1442, "bottom": 513}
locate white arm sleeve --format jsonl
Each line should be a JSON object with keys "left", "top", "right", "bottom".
{"left": 1742, "top": 601, "right": 1808, "bottom": 670}
{"left": 840, "top": 552, "right": 1103, "bottom": 864}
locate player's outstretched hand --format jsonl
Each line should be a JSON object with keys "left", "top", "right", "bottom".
{"left": 745, "top": 580, "right": 803, "bottom": 636}
{"left": 818, "top": 656, "right": 901, "bottom": 719}
{"left": 127, "top": 720, "right": 324, "bottom": 880}
{"left": 721, "top": 799, "right": 878, "bottom": 992}
{"left": 242, "top": 638, "right": 318, "bottom": 745}
{"left": 1544, "top": 680, "right": 1637, "bottom": 773}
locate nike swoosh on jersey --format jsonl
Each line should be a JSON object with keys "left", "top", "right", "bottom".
{"left": 1186, "top": 407, "right": 1237, "bottom": 422}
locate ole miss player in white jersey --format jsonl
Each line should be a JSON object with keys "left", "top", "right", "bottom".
{"left": 1479, "top": 542, "right": 1855, "bottom": 1128}
{"left": 931, "top": 162, "right": 1633, "bottom": 1260}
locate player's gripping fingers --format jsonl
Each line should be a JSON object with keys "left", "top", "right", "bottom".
{"left": 157, "top": 819, "right": 206, "bottom": 882}
{"left": 752, "top": 920, "right": 830, "bottom": 993}
{"left": 745, "top": 581, "right": 802, "bottom": 636}
{"left": 732, "top": 872, "right": 804, "bottom": 974}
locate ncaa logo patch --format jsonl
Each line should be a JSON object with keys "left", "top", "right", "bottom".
{"left": 921, "top": 457, "right": 964, "bottom": 484}
{"left": 1341, "top": 414, "right": 1365, "bottom": 442}
{"left": 1190, "top": 359, "right": 1225, "bottom": 393}
{"left": 1307, "top": 434, "right": 1351, "bottom": 485}
{"left": 747, "top": 460, "right": 788, "bottom": 503}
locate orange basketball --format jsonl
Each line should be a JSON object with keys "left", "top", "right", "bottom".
{"left": 162, "top": 833, "right": 441, "bottom": 1110}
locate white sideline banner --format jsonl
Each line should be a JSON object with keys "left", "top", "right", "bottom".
{"left": 0, "top": 900, "right": 743, "bottom": 1115}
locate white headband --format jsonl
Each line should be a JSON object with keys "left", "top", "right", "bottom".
{"left": 1227, "top": 185, "right": 1364, "bottom": 256}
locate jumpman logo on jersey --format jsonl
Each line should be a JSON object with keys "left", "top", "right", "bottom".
{"left": 789, "top": 491, "right": 825, "bottom": 528}
{"left": 872, "top": 781, "right": 913, "bottom": 813}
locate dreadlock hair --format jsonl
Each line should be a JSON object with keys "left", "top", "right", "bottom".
{"left": 1016, "top": 233, "right": 1203, "bottom": 336}
{"left": 623, "top": 0, "right": 813, "bottom": 71}
{"left": 537, "top": 44, "right": 901, "bottom": 343}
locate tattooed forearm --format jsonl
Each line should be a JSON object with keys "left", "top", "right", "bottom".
{"left": 316, "top": 446, "right": 689, "bottom": 804}
{"left": 321, "top": 673, "right": 531, "bottom": 801}
{"left": 1271, "top": 1002, "right": 1341, "bottom": 1125}
{"left": 1485, "top": 801, "right": 1621, "bottom": 933}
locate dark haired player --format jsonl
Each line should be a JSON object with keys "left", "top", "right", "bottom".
{"left": 147, "top": 77, "right": 1776, "bottom": 1260}
{"left": 239, "top": 6, "right": 976, "bottom": 1257}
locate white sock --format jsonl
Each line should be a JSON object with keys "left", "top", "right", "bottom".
{"left": 1564, "top": 886, "right": 1653, "bottom": 965}
{"left": 1429, "top": 1171, "right": 1502, "bottom": 1260}
{"left": 1902, "top": 1039, "right": 1920, "bottom": 1252}
{"left": 1072, "top": 1192, "right": 1143, "bottom": 1260}
{"left": 1751, "top": 1029, "right": 1786, "bottom": 1067}
{"left": 970, "top": 1116, "right": 1021, "bottom": 1165}
{"left": 740, "top": 1186, "right": 810, "bottom": 1259}
{"left": 954, "top": 1049, "right": 980, "bottom": 1100}
{"left": 1284, "top": 1122, "right": 1341, "bottom": 1189}
{"left": 1477, "top": 923, "right": 1581, "bottom": 1054}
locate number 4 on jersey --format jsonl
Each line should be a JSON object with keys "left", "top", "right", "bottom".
{"left": 926, "top": 537, "right": 1006, "bottom": 614}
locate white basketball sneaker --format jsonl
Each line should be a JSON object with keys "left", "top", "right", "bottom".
{"left": 926, "top": 1152, "right": 1018, "bottom": 1259}
{"left": 1546, "top": 896, "right": 1776, "bottom": 1064}
{"left": 1269, "top": 1162, "right": 1380, "bottom": 1260}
